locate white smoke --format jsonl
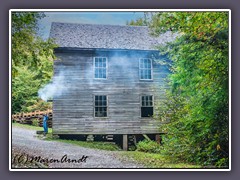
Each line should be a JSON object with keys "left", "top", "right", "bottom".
{"left": 37, "top": 52, "right": 162, "bottom": 101}
{"left": 38, "top": 71, "right": 66, "bottom": 101}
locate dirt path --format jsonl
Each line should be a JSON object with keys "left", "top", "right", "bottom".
{"left": 12, "top": 127, "right": 143, "bottom": 168}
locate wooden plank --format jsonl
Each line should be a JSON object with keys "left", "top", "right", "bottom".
{"left": 123, "top": 135, "right": 128, "bottom": 151}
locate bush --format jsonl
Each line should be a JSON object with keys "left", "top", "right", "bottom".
{"left": 32, "top": 118, "right": 39, "bottom": 127}
{"left": 136, "top": 139, "right": 161, "bottom": 153}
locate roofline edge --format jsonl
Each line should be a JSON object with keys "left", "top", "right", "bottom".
{"left": 54, "top": 47, "right": 161, "bottom": 53}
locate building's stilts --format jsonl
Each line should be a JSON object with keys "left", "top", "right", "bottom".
{"left": 155, "top": 134, "right": 161, "bottom": 144}
{"left": 123, "top": 134, "right": 128, "bottom": 151}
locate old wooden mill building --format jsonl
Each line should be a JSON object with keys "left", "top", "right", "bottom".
{"left": 50, "top": 22, "right": 176, "bottom": 150}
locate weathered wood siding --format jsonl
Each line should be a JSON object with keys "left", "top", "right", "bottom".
{"left": 53, "top": 49, "right": 169, "bottom": 135}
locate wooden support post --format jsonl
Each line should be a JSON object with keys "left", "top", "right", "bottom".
{"left": 155, "top": 134, "right": 161, "bottom": 144}
{"left": 123, "top": 135, "right": 128, "bottom": 151}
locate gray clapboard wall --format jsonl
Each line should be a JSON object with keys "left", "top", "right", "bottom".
{"left": 52, "top": 49, "right": 169, "bottom": 135}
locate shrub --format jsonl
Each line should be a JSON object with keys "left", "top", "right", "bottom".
{"left": 136, "top": 139, "right": 161, "bottom": 153}
{"left": 32, "top": 118, "right": 39, "bottom": 127}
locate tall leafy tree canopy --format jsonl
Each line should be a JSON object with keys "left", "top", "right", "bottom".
{"left": 149, "top": 12, "right": 229, "bottom": 167}
{"left": 12, "top": 12, "right": 57, "bottom": 113}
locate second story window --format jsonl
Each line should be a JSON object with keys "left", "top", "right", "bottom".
{"left": 94, "top": 57, "right": 107, "bottom": 79}
{"left": 139, "top": 58, "right": 152, "bottom": 80}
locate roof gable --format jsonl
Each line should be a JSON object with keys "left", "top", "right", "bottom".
{"left": 50, "top": 22, "right": 177, "bottom": 51}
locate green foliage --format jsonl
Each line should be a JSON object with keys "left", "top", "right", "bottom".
{"left": 136, "top": 139, "right": 161, "bottom": 153}
{"left": 127, "top": 17, "right": 148, "bottom": 26}
{"left": 12, "top": 12, "right": 57, "bottom": 76}
{"left": 55, "top": 139, "right": 121, "bottom": 151}
{"left": 12, "top": 63, "right": 52, "bottom": 114}
{"left": 32, "top": 118, "right": 39, "bottom": 127}
{"left": 151, "top": 12, "right": 229, "bottom": 167}
{"left": 126, "top": 13, "right": 152, "bottom": 26}
{"left": 122, "top": 151, "right": 200, "bottom": 168}
{"left": 11, "top": 12, "right": 57, "bottom": 113}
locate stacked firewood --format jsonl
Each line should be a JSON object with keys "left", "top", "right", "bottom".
{"left": 12, "top": 109, "right": 53, "bottom": 128}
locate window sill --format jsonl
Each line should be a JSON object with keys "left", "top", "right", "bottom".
{"left": 140, "top": 117, "right": 154, "bottom": 119}
{"left": 94, "top": 78, "right": 108, "bottom": 80}
{"left": 94, "top": 117, "right": 109, "bottom": 120}
{"left": 139, "top": 79, "right": 153, "bottom": 81}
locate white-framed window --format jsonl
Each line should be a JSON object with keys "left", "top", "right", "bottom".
{"left": 139, "top": 58, "right": 153, "bottom": 80}
{"left": 94, "top": 95, "right": 108, "bottom": 117}
{"left": 141, "top": 95, "right": 153, "bottom": 117}
{"left": 94, "top": 57, "right": 107, "bottom": 79}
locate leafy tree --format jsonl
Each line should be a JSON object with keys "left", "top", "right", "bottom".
{"left": 11, "top": 12, "right": 57, "bottom": 113}
{"left": 151, "top": 12, "right": 229, "bottom": 167}
{"left": 12, "top": 66, "right": 51, "bottom": 113}
{"left": 11, "top": 12, "right": 56, "bottom": 77}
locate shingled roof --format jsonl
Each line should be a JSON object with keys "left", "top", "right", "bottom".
{"left": 50, "top": 22, "right": 177, "bottom": 51}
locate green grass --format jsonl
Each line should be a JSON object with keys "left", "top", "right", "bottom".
{"left": 12, "top": 122, "right": 52, "bottom": 134}
{"left": 53, "top": 139, "right": 121, "bottom": 151}
{"left": 121, "top": 151, "right": 201, "bottom": 168}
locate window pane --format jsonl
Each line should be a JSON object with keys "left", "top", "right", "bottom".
{"left": 103, "top": 61, "right": 106, "bottom": 68}
{"left": 144, "top": 61, "right": 148, "bottom": 68}
{"left": 146, "top": 96, "right": 149, "bottom": 106}
{"left": 146, "top": 101, "right": 149, "bottom": 106}
{"left": 144, "top": 70, "right": 148, "bottom": 79}
{"left": 103, "top": 100, "right": 106, "bottom": 106}
{"left": 95, "top": 61, "right": 99, "bottom": 67}
{"left": 147, "top": 60, "right": 151, "bottom": 68}
{"left": 95, "top": 100, "right": 98, "bottom": 106}
{"left": 103, "top": 70, "right": 106, "bottom": 78}
{"left": 149, "top": 96, "right": 152, "bottom": 101}
{"left": 148, "top": 70, "right": 151, "bottom": 79}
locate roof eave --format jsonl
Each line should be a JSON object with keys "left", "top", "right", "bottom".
{"left": 54, "top": 47, "right": 160, "bottom": 53}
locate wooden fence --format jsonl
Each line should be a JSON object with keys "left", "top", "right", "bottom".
{"left": 12, "top": 109, "right": 53, "bottom": 128}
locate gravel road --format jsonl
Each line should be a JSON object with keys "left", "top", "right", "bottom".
{"left": 12, "top": 127, "right": 144, "bottom": 168}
